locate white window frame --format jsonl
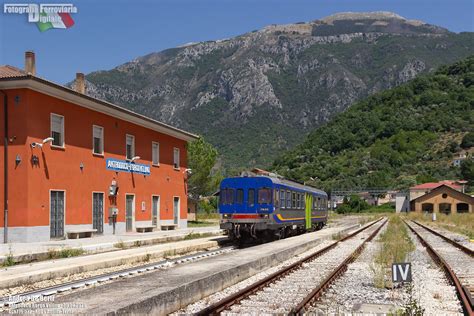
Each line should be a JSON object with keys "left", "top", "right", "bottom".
{"left": 92, "top": 125, "right": 104, "bottom": 156}
{"left": 126, "top": 134, "right": 135, "bottom": 160}
{"left": 152, "top": 142, "right": 160, "bottom": 166}
{"left": 173, "top": 147, "right": 180, "bottom": 170}
{"left": 50, "top": 113, "right": 65, "bottom": 148}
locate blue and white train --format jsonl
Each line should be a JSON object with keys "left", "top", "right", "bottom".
{"left": 219, "top": 175, "right": 328, "bottom": 241}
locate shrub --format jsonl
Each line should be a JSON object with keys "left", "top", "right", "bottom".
{"left": 461, "top": 132, "right": 474, "bottom": 149}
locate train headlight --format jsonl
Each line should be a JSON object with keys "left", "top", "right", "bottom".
{"left": 259, "top": 214, "right": 269, "bottom": 219}
{"left": 222, "top": 214, "right": 231, "bottom": 219}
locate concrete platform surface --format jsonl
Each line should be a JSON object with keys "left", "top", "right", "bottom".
{"left": 46, "top": 223, "right": 361, "bottom": 315}
{"left": 0, "top": 226, "right": 222, "bottom": 264}
{"left": 0, "top": 235, "right": 226, "bottom": 289}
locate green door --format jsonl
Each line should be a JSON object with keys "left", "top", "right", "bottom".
{"left": 305, "top": 194, "right": 313, "bottom": 230}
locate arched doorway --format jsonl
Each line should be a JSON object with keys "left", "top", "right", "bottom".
{"left": 422, "top": 203, "right": 433, "bottom": 213}
{"left": 439, "top": 203, "right": 451, "bottom": 215}
{"left": 456, "top": 203, "right": 469, "bottom": 213}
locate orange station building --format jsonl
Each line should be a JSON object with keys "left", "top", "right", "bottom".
{"left": 0, "top": 52, "right": 198, "bottom": 243}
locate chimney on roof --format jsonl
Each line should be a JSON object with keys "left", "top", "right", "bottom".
{"left": 75, "top": 72, "right": 85, "bottom": 94}
{"left": 25, "top": 51, "right": 36, "bottom": 75}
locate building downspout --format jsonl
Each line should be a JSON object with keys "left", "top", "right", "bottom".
{"left": 1, "top": 90, "right": 7, "bottom": 244}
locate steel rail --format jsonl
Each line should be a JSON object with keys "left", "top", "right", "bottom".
{"left": 291, "top": 218, "right": 387, "bottom": 314}
{"left": 404, "top": 219, "right": 473, "bottom": 316}
{"left": 197, "top": 217, "right": 385, "bottom": 316}
{"left": 0, "top": 246, "right": 234, "bottom": 308}
{"left": 412, "top": 220, "right": 473, "bottom": 257}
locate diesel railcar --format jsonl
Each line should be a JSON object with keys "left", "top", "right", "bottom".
{"left": 219, "top": 175, "right": 328, "bottom": 241}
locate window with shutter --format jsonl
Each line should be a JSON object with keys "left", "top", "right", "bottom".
{"left": 173, "top": 148, "right": 180, "bottom": 169}
{"left": 152, "top": 142, "right": 159, "bottom": 165}
{"left": 92, "top": 125, "right": 104, "bottom": 155}
{"left": 51, "top": 114, "right": 64, "bottom": 147}
{"left": 126, "top": 135, "right": 135, "bottom": 160}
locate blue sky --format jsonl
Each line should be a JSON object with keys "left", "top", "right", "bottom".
{"left": 1, "top": 0, "right": 473, "bottom": 83}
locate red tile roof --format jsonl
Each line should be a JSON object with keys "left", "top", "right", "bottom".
{"left": 0, "top": 65, "right": 27, "bottom": 79}
{"left": 410, "top": 181, "right": 462, "bottom": 190}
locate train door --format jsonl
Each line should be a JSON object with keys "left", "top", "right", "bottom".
{"left": 304, "top": 193, "right": 312, "bottom": 230}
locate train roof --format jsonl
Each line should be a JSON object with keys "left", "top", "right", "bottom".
{"left": 222, "top": 176, "right": 327, "bottom": 196}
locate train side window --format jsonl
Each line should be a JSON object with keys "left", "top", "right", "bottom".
{"left": 280, "top": 190, "right": 286, "bottom": 209}
{"left": 274, "top": 189, "right": 279, "bottom": 207}
{"left": 291, "top": 192, "right": 296, "bottom": 209}
{"left": 236, "top": 189, "right": 244, "bottom": 204}
{"left": 297, "top": 193, "right": 301, "bottom": 209}
{"left": 226, "top": 189, "right": 234, "bottom": 205}
{"left": 286, "top": 191, "right": 291, "bottom": 208}
{"left": 248, "top": 189, "right": 255, "bottom": 206}
{"left": 258, "top": 188, "right": 272, "bottom": 204}
{"left": 219, "top": 189, "right": 226, "bottom": 205}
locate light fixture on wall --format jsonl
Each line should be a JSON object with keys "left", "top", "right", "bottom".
{"left": 31, "top": 137, "right": 55, "bottom": 149}
{"left": 80, "top": 162, "right": 84, "bottom": 171}
{"left": 15, "top": 154, "right": 21, "bottom": 166}
{"left": 130, "top": 156, "right": 141, "bottom": 162}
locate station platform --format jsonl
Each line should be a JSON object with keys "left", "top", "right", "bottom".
{"left": 0, "top": 225, "right": 223, "bottom": 265}
{"left": 46, "top": 222, "right": 361, "bottom": 315}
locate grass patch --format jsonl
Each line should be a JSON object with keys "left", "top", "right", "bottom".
{"left": 2, "top": 245, "right": 15, "bottom": 267}
{"left": 195, "top": 212, "right": 220, "bottom": 220}
{"left": 405, "top": 212, "right": 474, "bottom": 239}
{"left": 142, "top": 253, "right": 151, "bottom": 262}
{"left": 358, "top": 214, "right": 380, "bottom": 225}
{"left": 187, "top": 220, "right": 218, "bottom": 227}
{"left": 365, "top": 203, "right": 396, "bottom": 213}
{"left": 47, "top": 247, "right": 85, "bottom": 259}
{"left": 373, "top": 215, "right": 415, "bottom": 288}
{"left": 183, "top": 232, "right": 216, "bottom": 240}
{"left": 114, "top": 240, "right": 126, "bottom": 249}
{"left": 163, "top": 249, "right": 177, "bottom": 258}
{"left": 327, "top": 211, "right": 343, "bottom": 223}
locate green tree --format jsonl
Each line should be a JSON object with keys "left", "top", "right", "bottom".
{"left": 460, "top": 159, "right": 474, "bottom": 184}
{"left": 187, "top": 137, "right": 223, "bottom": 198}
{"left": 461, "top": 132, "right": 474, "bottom": 149}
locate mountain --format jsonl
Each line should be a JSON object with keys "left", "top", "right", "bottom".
{"left": 79, "top": 12, "right": 474, "bottom": 170}
{"left": 272, "top": 56, "right": 474, "bottom": 191}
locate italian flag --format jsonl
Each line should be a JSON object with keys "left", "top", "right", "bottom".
{"left": 37, "top": 12, "right": 74, "bottom": 32}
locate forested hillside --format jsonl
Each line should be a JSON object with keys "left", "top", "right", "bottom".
{"left": 272, "top": 56, "right": 474, "bottom": 191}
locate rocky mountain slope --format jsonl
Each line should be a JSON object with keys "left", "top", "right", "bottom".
{"left": 79, "top": 12, "right": 474, "bottom": 170}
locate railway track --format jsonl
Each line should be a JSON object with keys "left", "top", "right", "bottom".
{"left": 405, "top": 220, "right": 474, "bottom": 316}
{"left": 0, "top": 246, "right": 234, "bottom": 308}
{"left": 197, "top": 217, "right": 387, "bottom": 315}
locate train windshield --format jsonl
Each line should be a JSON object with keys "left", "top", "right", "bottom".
{"left": 258, "top": 188, "right": 272, "bottom": 204}
{"left": 220, "top": 188, "right": 235, "bottom": 205}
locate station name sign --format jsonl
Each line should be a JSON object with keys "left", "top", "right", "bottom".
{"left": 106, "top": 158, "right": 151, "bottom": 175}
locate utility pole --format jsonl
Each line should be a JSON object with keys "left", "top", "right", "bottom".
{"left": 1, "top": 90, "right": 8, "bottom": 244}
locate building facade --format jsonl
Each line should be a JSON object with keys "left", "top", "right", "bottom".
{"left": 0, "top": 52, "right": 198, "bottom": 243}
{"left": 409, "top": 180, "right": 463, "bottom": 201}
{"left": 410, "top": 185, "right": 473, "bottom": 214}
